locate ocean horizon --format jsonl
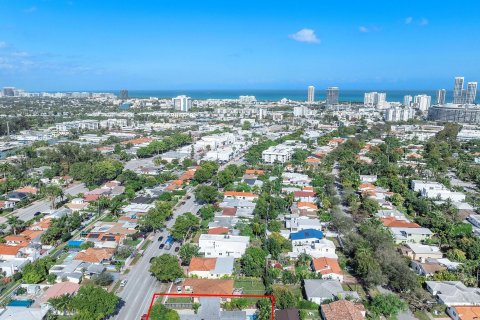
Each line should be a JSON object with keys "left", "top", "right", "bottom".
{"left": 99, "top": 89, "right": 461, "bottom": 103}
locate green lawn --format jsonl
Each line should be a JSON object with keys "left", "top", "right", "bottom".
{"left": 140, "top": 239, "right": 152, "bottom": 251}
{"left": 413, "top": 311, "right": 430, "bottom": 320}
{"left": 234, "top": 278, "right": 265, "bottom": 294}
{"left": 102, "top": 214, "right": 118, "bottom": 222}
{"left": 124, "top": 239, "right": 141, "bottom": 247}
{"left": 167, "top": 296, "right": 192, "bottom": 303}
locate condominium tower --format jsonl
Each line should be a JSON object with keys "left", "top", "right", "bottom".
{"left": 326, "top": 87, "right": 339, "bottom": 105}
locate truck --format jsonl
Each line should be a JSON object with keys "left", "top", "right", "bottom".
{"left": 164, "top": 235, "right": 174, "bottom": 250}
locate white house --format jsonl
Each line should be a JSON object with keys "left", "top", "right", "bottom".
{"left": 198, "top": 234, "right": 249, "bottom": 258}
{"left": 390, "top": 227, "right": 433, "bottom": 244}
{"left": 289, "top": 238, "right": 337, "bottom": 259}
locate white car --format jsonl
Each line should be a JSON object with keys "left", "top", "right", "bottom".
{"left": 120, "top": 279, "right": 127, "bottom": 287}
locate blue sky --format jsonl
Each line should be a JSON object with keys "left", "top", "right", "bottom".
{"left": 0, "top": 0, "right": 479, "bottom": 91}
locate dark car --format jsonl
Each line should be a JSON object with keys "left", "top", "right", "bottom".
{"left": 158, "top": 236, "right": 164, "bottom": 242}
{"left": 159, "top": 243, "right": 165, "bottom": 249}
{"left": 34, "top": 211, "right": 41, "bottom": 216}
{"left": 174, "top": 246, "right": 180, "bottom": 252}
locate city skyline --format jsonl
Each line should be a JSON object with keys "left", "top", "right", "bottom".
{"left": 1, "top": 0, "right": 480, "bottom": 91}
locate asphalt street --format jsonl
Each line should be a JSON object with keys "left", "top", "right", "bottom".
{"left": 113, "top": 191, "right": 202, "bottom": 320}
{"left": 0, "top": 183, "right": 88, "bottom": 225}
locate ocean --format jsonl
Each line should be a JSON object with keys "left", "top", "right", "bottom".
{"left": 116, "top": 89, "right": 458, "bottom": 103}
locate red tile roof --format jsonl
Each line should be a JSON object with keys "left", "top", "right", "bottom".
{"left": 381, "top": 217, "right": 420, "bottom": 228}
{"left": 224, "top": 191, "right": 256, "bottom": 198}
{"left": 312, "top": 257, "right": 343, "bottom": 276}
{"left": 189, "top": 257, "right": 217, "bottom": 272}
{"left": 222, "top": 207, "right": 237, "bottom": 216}
{"left": 208, "top": 227, "right": 229, "bottom": 235}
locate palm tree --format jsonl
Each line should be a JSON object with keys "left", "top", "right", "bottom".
{"left": 0, "top": 163, "right": 12, "bottom": 193}
{"left": 48, "top": 294, "right": 71, "bottom": 316}
{"left": 44, "top": 185, "right": 63, "bottom": 209}
{"left": 7, "top": 216, "right": 23, "bottom": 235}
{"left": 109, "top": 198, "right": 125, "bottom": 217}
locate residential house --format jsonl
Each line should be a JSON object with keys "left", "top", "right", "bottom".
{"left": 293, "top": 191, "right": 317, "bottom": 202}
{"left": 290, "top": 202, "right": 318, "bottom": 219}
{"left": 0, "top": 307, "right": 47, "bottom": 320}
{"left": 207, "top": 227, "right": 230, "bottom": 235}
{"left": 241, "top": 174, "right": 264, "bottom": 188}
{"left": 411, "top": 260, "right": 447, "bottom": 276}
{"left": 0, "top": 200, "right": 15, "bottom": 210}
{"left": 290, "top": 238, "right": 337, "bottom": 259}
{"left": 359, "top": 175, "right": 377, "bottom": 183}
{"left": 74, "top": 248, "right": 115, "bottom": 264}
{"left": 312, "top": 257, "right": 344, "bottom": 282}
{"left": 198, "top": 234, "right": 249, "bottom": 258}
{"left": 48, "top": 259, "right": 86, "bottom": 284}
{"left": 245, "top": 169, "right": 264, "bottom": 175}
{"left": 290, "top": 229, "right": 324, "bottom": 246}
{"left": 447, "top": 305, "right": 480, "bottom": 320}
{"left": 65, "top": 198, "right": 89, "bottom": 212}
{"left": 282, "top": 172, "right": 312, "bottom": 187}
{"left": 15, "top": 186, "right": 38, "bottom": 196}
{"left": 304, "top": 279, "right": 359, "bottom": 304}
{"left": 178, "top": 279, "right": 234, "bottom": 301}
{"left": 320, "top": 300, "right": 366, "bottom": 320}
{"left": 0, "top": 259, "right": 29, "bottom": 277}
{"left": 390, "top": 227, "right": 433, "bottom": 244}
{"left": 425, "top": 281, "right": 480, "bottom": 306}
{"left": 381, "top": 217, "right": 420, "bottom": 228}
{"left": 275, "top": 309, "right": 301, "bottom": 320}
{"left": 6, "top": 191, "right": 28, "bottom": 202}
{"left": 400, "top": 244, "right": 443, "bottom": 262}
{"left": 188, "top": 257, "right": 234, "bottom": 279}
{"left": 0, "top": 245, "right": 25, "bottom": 261}
{"left": 223, "top": 191, "right": 257, "bottom": 201}
{"left": 40, "top": 282, "right": 80, "bottom": 307}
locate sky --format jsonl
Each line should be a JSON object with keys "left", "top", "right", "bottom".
{"left": 0, "top": 0, "right": 479, "bottom": 91}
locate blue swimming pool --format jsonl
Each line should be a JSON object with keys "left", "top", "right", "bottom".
{"left": 8, "top": 300, "right": 33, "bottom": 307}
{"left": 67, "top": 240, "right": 84, "bottom": 247}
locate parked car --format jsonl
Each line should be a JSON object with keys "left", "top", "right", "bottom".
{"left": 174, "top": 246, "right": 180, "bottom": 252}
{"left": 158, "top": 236, "right": 164, "bottom": 242}
{"left": 141, "top": 314, "right": 148, "bottom": 320}
{"left": 34, "top": 211, "right": 41, "bottom": 216}
{"left": 120, "top": 279, "right": 127, "bottom": 287}
{"left": 159, "top": 243, "right": 165, "bottom": 249}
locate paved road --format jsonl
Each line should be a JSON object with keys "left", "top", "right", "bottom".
{"left": 124, "top": 157, "right": 155, "bottom": 171}
{"left": 447, "top": 171, "right": 478, "bottom": 193}
{"left": 113, "top": 191, "right": 202, "bottom": 320}
{"left": 331, "top": 162, "right": 350, "bottom": 216}
{"left": 0, "top": 183, "right": 89, "bottom": 225}
{"left": 64, "top": 183, "right": 88, "bottom": 197}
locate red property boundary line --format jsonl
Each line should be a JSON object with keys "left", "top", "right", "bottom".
{"left": 146, "top": 293, "right": 275, "bottom": 320}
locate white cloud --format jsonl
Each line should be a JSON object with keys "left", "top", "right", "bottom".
{"left": 0, "top": 41, "right": 7, "bottom": 49}
{"left": 289, "top": 28, "right": 320, "bottom": 44}
{"left": 405, "top": 17, "right": 428, "bottom": 26}
{"left": 359, "top": 25, "right": 381, "bottom": 33}
{"left": 359, "top": 26, "right": 369, "bottom": 33}
{"left": 24, "top": 6, "right": 37, "bottom": 13}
